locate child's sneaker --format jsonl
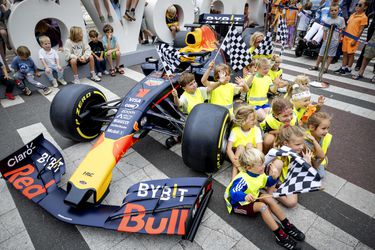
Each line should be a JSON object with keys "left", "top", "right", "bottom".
{"left": 72, "top": 78, "right": 80, "bottom": 84}
{"left": 23, "top": 87, "right": 32, "bottom": 96}
{"left": 341, "top": 67, "right": 351, "bottom": 76}
{"left": 103, "top": 70, "right": 110, "bottom": 75}
{"left": 90, "top": 74, "right": 101, "bottom": 82}
{"left": 276, "top": 234, "right": 300, "bottom": 250}
{"left": 283, "top": 223, "right": 305, "bottom": 241}
{"left": 5, "top": 93, "right": 15, "bottom": 100}
{"left": 334, "top": 67, "right": 344, "bottom": 75}
{"left": 58, "top": 79, "right": 67, "bottom": 85}
{"left": 97, "top": 72, "right": 102, "bottom": 77}
{"left": 43, "top": 87, "right": 52, "bottom": 95}
{"left": 51, "top": 79, "right": 58, "bottom": 87}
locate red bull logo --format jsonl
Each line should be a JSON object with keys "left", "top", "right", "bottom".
{"left": 118, "top": 203, "right": 188, "bottom": 235}
{"left": 3, "top": 164, "right": 55, "bottom": 200}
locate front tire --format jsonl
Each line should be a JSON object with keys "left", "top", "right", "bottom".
{"left": 50, "top": 84, "right": 107, "bottom": 142}
{"left": 182, "top": 104, "right": 230, "bottom": 172}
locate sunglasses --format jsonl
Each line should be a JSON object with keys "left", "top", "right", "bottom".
{"left": 356, "top": 3, "right": 363, "bottom": 7}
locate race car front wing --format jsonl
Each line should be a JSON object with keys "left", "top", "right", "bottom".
{"left": 0, "top": 134, "right": 213, "bottom": 241}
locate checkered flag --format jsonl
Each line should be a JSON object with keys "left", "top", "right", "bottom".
{"left": 265, "top": 146, "right": 321, "bottom": 197}
{"left": 220, "top": 25, "right": 251, "bottom": 71}
{"left": 277, "top": 15, "right": 288, "bottom": 55}
{"left": 252, "top": 31, "right": 274, "bottom": 56}
{"left": 156, "top": 43, "right": 183, "bottom": 75}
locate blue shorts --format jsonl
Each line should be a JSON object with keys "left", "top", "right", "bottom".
{"left": 255, "top": 103, "right": 270, "bottom": 110}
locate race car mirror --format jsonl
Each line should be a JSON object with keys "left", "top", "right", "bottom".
{"left": 0, "top": 134, "right": 213, "bottom": 241}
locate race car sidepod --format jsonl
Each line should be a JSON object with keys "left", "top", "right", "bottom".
{"left": 0, "top": 134, "right": 213, "bottom": 241}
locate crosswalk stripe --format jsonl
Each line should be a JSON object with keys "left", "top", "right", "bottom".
{"left": 0, "top": 95, "right": 24, "bottom": 108}
{"left": 282, "top": 73, "right": 375, "bottom": 120}
{"left": 281, "top": 61, "right": 375, "bottom": 91}
{"left": 122, "top": 68, "right": 146, "bottom": 82}
{"left": 282, "top": 72, "right": 375, "bottom": 105}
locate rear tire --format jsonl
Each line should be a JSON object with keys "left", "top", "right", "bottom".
{"left": 182, "top": 104, "right": 230, "bottom": 172}
{"left": 50, "top": 84, "right": 107, "bottom": 142}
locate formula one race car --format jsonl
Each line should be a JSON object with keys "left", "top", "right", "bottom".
{"left": 0, "top": 13, "right": 245, "bottom": 241}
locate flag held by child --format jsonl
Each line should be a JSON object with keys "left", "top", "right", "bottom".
{"left": 252, "top": 31, "right": 274, "bottom": 56}
{"left": 220, "top": 25, "right": 251, "bottom": 71}
{"left": 265, "top": 146, "right": 321, "bottom": 197}
{"left": 156, "top": 43, "right": 184, "bottom": 75}
{"left": 277, "top": 15, "right": 288, "bottom": 55}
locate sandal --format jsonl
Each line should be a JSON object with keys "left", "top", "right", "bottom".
{"left": 352, "top": 74, "right": 363, "bottom": 80}
{"left": 110, "top": 68, "right": 116, "bottom": 77}
{"left": 116, "top": 67, "right": 125, "bottom": 74}
{"left": 308, "top": 66, "right": 319, "bottom": 71}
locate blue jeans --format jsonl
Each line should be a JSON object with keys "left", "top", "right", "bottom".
{"left": 94, "top": 57, "right": 107, "bottom": 74}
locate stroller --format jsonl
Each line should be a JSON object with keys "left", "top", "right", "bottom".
{"left": 295, "top": 9, "right": 322, "bottom": 58}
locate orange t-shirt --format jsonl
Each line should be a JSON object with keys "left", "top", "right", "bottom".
{"left": 271, "top": 0, "right": 282, "bottom": 15}
{"left": 346, "top": 12, "right": 368, "bottom": 37}
{"left": 286, "top": 8, "right": 298, "bottom": 26}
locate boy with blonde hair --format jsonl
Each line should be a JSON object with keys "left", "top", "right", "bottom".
{"left": 39, "top": 35, "right": 67, "bottom": 87}
{"left": 225, "top": 147, "right": 305, "bottom": 249}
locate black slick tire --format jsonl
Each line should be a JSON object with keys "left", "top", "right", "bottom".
{"left": 50, "top": 84, "right": 107, "bottom": 142}
{"left": 182, "top": 104, "right": 230, "bottom": 172}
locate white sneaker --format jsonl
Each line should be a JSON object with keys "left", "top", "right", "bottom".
{"left": 97, "top": 72, "right": 102, "bottom": 77}
{"left": 51, "top": 79, "right": 58, "bottom": 87}
{"left": 103, "top": 70, "right": 110, "bottom": 75}
{"left": 43, "top": 87, "right": 52, "bottom": 95}
{"left": 58, "top": 79, "right": 67, "bottom": 85}
{"left": 73, "top": 78, "right": 80, "bottom": 84}
{"left": 90, "top": 74, "right": 101, "bottom": 82}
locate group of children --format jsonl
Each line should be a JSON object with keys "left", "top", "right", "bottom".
{"left": 172, "top": 30, "right": 333, "bottom": 248}
{"left": 2, "top": 24, "right": 124, "bottom": 100}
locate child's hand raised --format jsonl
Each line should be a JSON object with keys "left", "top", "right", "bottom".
{"left": 208, "top": 61, "right": 215, "bottom": 70}
{"left": 172, "top": 88, "right": 178, "bottom": 97}
{"left": 302, "top": 148, "right": 313, "bottom": 165}
{"left": 317, "top": 95, "right": 325, "bottom": 106}
{"left": 235, "top": 76, "right": 245, "bottom": 86}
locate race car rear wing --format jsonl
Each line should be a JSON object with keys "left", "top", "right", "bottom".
{"left": 0, "top": 134, "right": 213, "bottom": 241}
{"left": 198, "top": 14, "right": 245, "bottom": 26}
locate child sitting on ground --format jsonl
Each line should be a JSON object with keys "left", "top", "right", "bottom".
{"left": 260, "top": 97, "right": 297, "bottom": 154}
{"left": 102, "top": 24, "right": 124, "bottom": 76}
{"left": 64, "top": 26, "right": 101, "bottom": 84}
{"left": 0, "top": 58, "right": 30, "bottom": 99}
{"left": 225, "top": 147, "right": 305, "bottom": 249}
{"left": 172, "top": 72, "right": 220, "bottom": 114}
{"left": 265, "top": 125, "right": 317, "bottom": 208}
{"left": 309, "top": 4, "right": 345, "bottom": 73}
{"left": 305, "top": 112, "right": 333, "bottom": 178}
{"left": 12, "top": 46, "right": 52, "bottom": 95}
{"left": 227, "top": 105, "right": 263, "bottom": 179}
{"left": 247, "top": 58, "right": 280, "bottom": 121}
{"left": 89, "top": 30, "right": 108, "bottom": 78}
{"left": 286, "top": 84, "right": 325, "bottom": 124}
{"left": 38, "top": 35, "right": 67, "bottom": 87}
{"left": 202, "top": 61, "right": 249, "bottom": 116}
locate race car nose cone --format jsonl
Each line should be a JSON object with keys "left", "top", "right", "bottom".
{"left": 64, "top": 184, "right": 93, "bottom": 208}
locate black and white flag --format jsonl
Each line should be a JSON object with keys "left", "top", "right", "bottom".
{"left": 156, "top": 43, "right": 183, "bottom": 75}
{"left": 252, "top": 31, "right": 274, "bottom": 56}
{"left": 277, "top": 15, "right": 288, "bottom": 55}
{"left": 265, "top": 146, "right": 321, "bottom": 197}
{"left": 220, "top": 25, "right": 251, "bottom": 71}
